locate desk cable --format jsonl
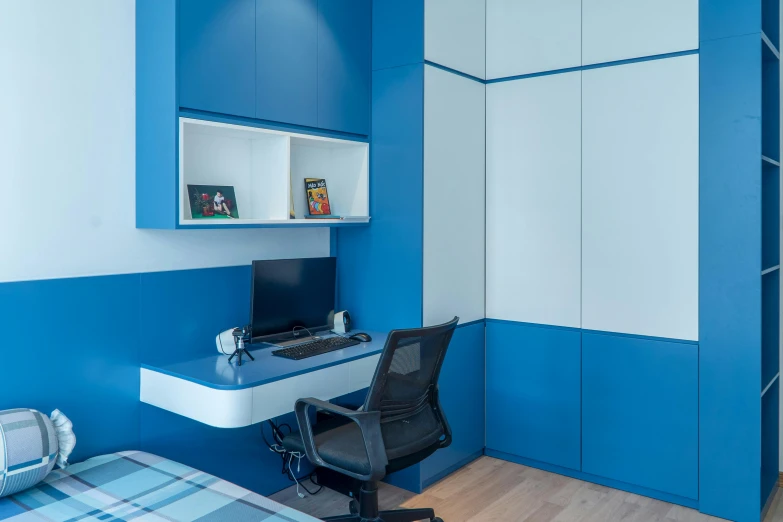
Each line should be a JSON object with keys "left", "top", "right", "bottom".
{"left": 261, "top": 420, "right": 323, "bottom": 498}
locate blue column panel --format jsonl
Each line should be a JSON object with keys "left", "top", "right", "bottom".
{"left": 699, "top": 33, "right": 763, "bottom": 522}
{"left": 317, "top": 0, "right": 371, "bottom": 135}
{"left": 336, "top": 64, "right": 423, "bottom": 331}
{"left": 136, "top": 0, "right": 177, "bottom": 229}
{"left": 256, "top": 0, "right": 318, "bottom": 127}
{"left": 762, "top": 379, "right": 780, "bottom": 511}
{"left": 582, "top": 332, "right": 698, "bottom": 500}
{"left": 700, "top": 0, "right": 761, "bottom": 42}
{"left": 421, "top": 322, "right": 485, "bottom": 486}
{"left": 178, "top": 0, "right": 256, "bottom": 118}
{"left": 485, "top": 322, "right": 581, "bottom": 471}
{"left": 372, "top": 0, "right": 424, "bottom": 71}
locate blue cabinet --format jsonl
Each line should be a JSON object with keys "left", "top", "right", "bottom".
{"left": 256, "top": 0, "right": 318, "bottom": 127}
{"left": 317, "top": 0, "right": 371, "bottom": 135}
{"left": 421, "top": 322, "right": 486, "bottom": 485}
{"left": 485, "top": 322, "right": 581, "bottom": 471}
{"left": 582, "top": 332, "right": 698, "bottom": 500}
{"left": 178, "top": 0, "right": 256, "bottom": 118}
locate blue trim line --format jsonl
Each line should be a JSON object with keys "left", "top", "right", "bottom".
{"left": 580, "top": 328, "right": 699, "bottom": 346}
{"left": 485, "top": 318, "right": 581, "bottom": 333}
{"left": 485, "top": 49, "right": 700, "bottom": 84}
{"left": 485, "top": 449, "right": 699, "bottom": 509}
{"left": 485, "top": 318, "right": 698, "bottom": 345}
{"left": 179, "top": 108, "right": 370, "bottom": 142}
{"left": 456, "top": 318, "right": 485, "bottom": 329}
{"left": 424, "top": 60, "right": 486, "bottom": 84}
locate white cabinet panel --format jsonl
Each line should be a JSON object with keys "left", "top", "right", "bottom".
{"left": 425, "top": 0, "right": 486, "bottom": 79}
{"left": 486, "top": 72, "right": 582, "bottom": 328}
{"left": 582, "top": 55, "right": 699, "bottom": 341}
{"left": 486, "top": 0, "right": 581, "bottom": 79}
{"left": 424, "top": 65, "right": 486, "bottom": 326}
{"left": 582, "top": 0, "right": 698, "bottom": 65}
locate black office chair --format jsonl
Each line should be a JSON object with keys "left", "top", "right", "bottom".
{"left": 283, "top": 317, "right": 459, "bottom": 522}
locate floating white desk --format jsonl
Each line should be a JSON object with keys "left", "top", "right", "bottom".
{"left": 140, "top": 333, "right": 386, "bottom": 428}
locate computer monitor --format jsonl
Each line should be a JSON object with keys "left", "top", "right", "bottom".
{"left": 250, "top": 257, "right": 336, "bottom": 344}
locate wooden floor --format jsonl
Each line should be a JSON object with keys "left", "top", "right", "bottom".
{"left": 271, "top": 456, "right": 783, "bottom": 521}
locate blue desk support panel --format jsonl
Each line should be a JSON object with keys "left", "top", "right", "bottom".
{"left": 485, "top": 321, "right": 581, "bottom": 472}
{"left": 178, "top": 0, "right": 256, "bottom": 118}
{"left": 317, "top": 0, "right": 371, "bottom": 135}
{"left": 582, "top": 332, "right": 698, "bottom": 501}
{"left": 256, "top": 0, "right": 318, "bottom": 127}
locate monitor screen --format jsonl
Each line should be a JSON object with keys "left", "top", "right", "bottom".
{"left": 250, "top": 257, "right": 336, "bottom": 342}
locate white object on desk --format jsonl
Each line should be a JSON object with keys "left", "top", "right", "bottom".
{"left": 140, "top": 353, "right": 382, "bottom": 429}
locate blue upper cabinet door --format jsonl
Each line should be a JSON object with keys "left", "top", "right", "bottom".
{"left": 178, "top": 0, "right": 256, "bottom": 118}
{"left": 582, "top": 332, "right": 698, "bottom": 500}
{"left": 256, "top": 0, "right": 318, "bottom": 127}
{"left": 317, "top": 0, "right": 371, "bottom": 135}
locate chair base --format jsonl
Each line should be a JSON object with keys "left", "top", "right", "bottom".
{"left": 322, "top": 481, "right": 439, "bottom": 522}
{"left": 323, "top": 507, "right": 437, "bottom": 522}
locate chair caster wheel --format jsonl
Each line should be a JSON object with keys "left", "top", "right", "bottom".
{"left": 432, "top": 518, "right": 443, "bottom": 522}
{"left": 349, "top": 499, "right": 359, "bottom": 515}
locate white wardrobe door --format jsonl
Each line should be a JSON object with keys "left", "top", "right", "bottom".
{"left": 486, "top": 0, "right": 581, "bottom": 79}
{"left": 423, "top": 65, "right": 486, "bottom": 326}
{"left": 486, "top": 72, "right": 582, "bottom": 328}
{"left": 582, "top": 55, "right": 699, "bottom": 341}
{"left": 425, "top": 0, "right": 486, "bottom": 79}
{"left": 582, "top": 0, "right": 698, "bottom": 65}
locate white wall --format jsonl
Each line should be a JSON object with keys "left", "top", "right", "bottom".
{"left": 0, "top": 0, "right": 329, "bottom": 284}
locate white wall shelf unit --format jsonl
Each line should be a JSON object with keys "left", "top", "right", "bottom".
{"left": 178, "top": 118, "right": 369, "bottom": 227}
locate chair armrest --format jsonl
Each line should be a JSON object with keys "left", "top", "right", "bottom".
{"left": 294, "top": 398, "right": 389, "bottom": 482}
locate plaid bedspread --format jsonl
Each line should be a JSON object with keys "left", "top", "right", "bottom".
{"left": 0, "top": 451, "right": 320, "bottom": 522}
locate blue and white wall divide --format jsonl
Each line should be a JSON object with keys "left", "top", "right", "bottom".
{"left": 0, "top": 0, "right": 329, "bottom": 492}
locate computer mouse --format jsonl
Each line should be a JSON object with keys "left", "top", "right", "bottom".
{"left": 349, "top": 332, "right": 372, "bottom": 342}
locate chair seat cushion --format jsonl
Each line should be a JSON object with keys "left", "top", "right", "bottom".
{"left": 283, "top": 407, "right": 444, "bottom": 478}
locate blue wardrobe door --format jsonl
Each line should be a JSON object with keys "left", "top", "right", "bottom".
{"left": 582, "top": 332, "right": 698, "bottom": 500}
{"left": 485, "top": 321, "right": 581, "bottom": 471}
{"left": 421, "top": 322, "right": 486, "bottom": 485}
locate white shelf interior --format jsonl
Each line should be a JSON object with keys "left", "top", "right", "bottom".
{"left": 179, "top": 118, "right": 369, "bottom": 225}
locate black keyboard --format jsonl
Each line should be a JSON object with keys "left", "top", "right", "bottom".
{"left": 272, "top": 336, "right": 360, "bottom": 360}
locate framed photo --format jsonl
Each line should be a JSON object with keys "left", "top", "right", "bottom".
{"left": 187, "top": 185, "right": 239, "bottom": 219}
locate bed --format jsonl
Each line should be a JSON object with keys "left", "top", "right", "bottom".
{"left": 0, "top": 451, "right": 320, "bottom": 522}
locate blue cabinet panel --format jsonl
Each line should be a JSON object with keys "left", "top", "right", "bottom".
{"left": 336, "top": 64, "right": 423, "bottom": 331}
{"left": 485, "top": 322, "right": 581, "bottom": 471}
{"left": 139, "top": 266, "right": 252, "bottom": 367}
{"left": 317, "top": 0, "right": 371, "bottom": 135}
{"left": 582, "top": 332, "right": 698, "bottom": 500}
{"left": 372, "top": 0, "right": 424, "bottom": 71}
{"left": 421, "top": 322, "right": 485, "bottom": 485}
{"left": 178, "top": 0, "right": 256, "bottom": 118}
{"left": 0, "top": 275, "right": 141, "bottom": 463}
{"left": 256, "top": 0, "right": 318, "bottom": 127}
{"left": 137, "top": 0, "right": 177, "bottom": 229}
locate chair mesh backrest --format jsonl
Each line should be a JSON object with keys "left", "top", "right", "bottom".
{"left": 364, "top": 318, "right": 458, "bottom": 423}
